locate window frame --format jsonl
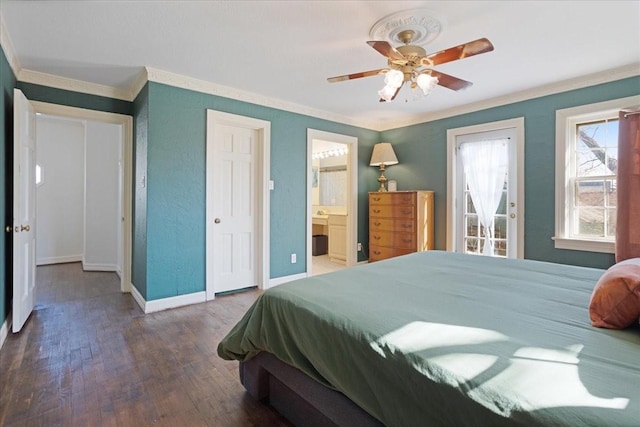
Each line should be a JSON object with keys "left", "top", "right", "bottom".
{"left": 554, "top": 95, "right": 640, "bottom": 253}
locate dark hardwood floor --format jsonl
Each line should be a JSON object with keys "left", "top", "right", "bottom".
{"left": 0, "top": 263, "right": 292, "bottom": 426}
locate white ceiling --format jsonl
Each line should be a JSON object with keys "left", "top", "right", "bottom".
{"left": 2, "top": 1, "right": 639, "bottom": 130}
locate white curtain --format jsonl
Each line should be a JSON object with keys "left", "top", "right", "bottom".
{"left": 459, "top": 139, "right": 509, "bottom": 256}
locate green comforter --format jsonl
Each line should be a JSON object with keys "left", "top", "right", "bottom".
{"left": 218, "top": 251, "right": 640, "bottom": 426}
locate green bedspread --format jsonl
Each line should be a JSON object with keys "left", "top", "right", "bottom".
{"left": 218, "top": 251, "right": 640, "bottom": 426}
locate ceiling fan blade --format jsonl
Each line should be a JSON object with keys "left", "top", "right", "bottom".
{"left": 428, "top": 70, "right": 473, "bottom": 91}
{"left": 327, "top": 68, "right": 387, "bottom": 83}
{"left": 423, "top": 38, "right": 494, "bottom": 66}
{"left": 367, "top": 41, "right": 407, "bottom": 64}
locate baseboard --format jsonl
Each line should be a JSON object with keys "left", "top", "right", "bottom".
{"left": 0, "top": 313, "right": 12, "bottom": 350}
{"left": 37, "top": 255, "right": 82, "bottom": 266}
{"left": 268, "top": 273, "right": 308, "bottom": 289}
{"left": 82, "top": 262, "right": 118, "bottom": 272}
{"left": 130, "top": 284, "right": 146, "bottom": 313}
{"left": 130, "top": 286, "right": 206, "bottom": 314}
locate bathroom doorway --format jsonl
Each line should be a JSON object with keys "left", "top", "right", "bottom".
{"left": 306, "top": 129, "right": 358, "bottom": 276}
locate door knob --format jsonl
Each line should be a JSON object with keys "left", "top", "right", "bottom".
{"left": 5, "top": 226, "right": 11, "bottom": 233}
{"left": 214, "top": 218, "right": 221, "bottom": 224}
{"left": 510, "top": 213, "right": 516, "bottom": 219}
{"left": 21, "top": 225, "right": 30, "bottom": 232}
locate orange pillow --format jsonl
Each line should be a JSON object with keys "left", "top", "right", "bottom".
{"left": 589, "top": 258, "right": 640, "bottom": 329}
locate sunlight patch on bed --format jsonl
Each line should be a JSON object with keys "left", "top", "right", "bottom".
{"left": 470, "top": 344, "right": 629, "bottom": 414}
{"left": 426, "top": 353, "right": 498, "bottom": 383}
{"left": 370, "top": 321, "right": 508, "bottom": 356}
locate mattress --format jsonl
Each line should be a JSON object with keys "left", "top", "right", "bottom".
{"left": 218, "top": 251, "right": 640, "bottom": 426}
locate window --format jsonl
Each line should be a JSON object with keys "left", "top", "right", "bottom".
{"left": 554, "top": 95, "right": 640, "bottom": 253}
{"left": 573, "top": 119, "right": 617, "bottom": 239}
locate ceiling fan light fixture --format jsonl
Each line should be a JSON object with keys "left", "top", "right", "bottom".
{"left": 378, "top": 85, "right": 397, "bottom": 102}
{"left": 379, "top": 69, "right": 404, "bottom": 102}
{"left": 417, "top": 73, "right": 438, "bottom": 95}
{"left": 384, "top": 69, "right": 404, "bottom": 88}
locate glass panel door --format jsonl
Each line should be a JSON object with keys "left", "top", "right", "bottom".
{"left": 456, "top": 128, "right": 518, "bottom": 258}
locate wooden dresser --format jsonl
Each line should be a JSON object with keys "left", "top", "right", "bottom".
{"left": 368, "top": 191, "right": 434, "bottom": 262}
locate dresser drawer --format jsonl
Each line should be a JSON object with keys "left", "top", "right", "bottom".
{"left": 369, "top": 218, "right": 414, "bottom": 232}
{"left": 369, "top": 245, "right": 414, "bottom": 262}
{"left": 369, "top": 231, "right": 416, "bottom": 249}
{"left": 369, "top": 204, "right": 415, "bottom": 219}
{"left": 369, "top": 192, "right": 416, "bottom": 206}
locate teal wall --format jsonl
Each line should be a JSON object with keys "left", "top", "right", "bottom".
{"left": 1, "top": 47, "right": 16, "bottom": 329}
{"left": 138, "top": 82, "right": 379, "bottom": 300}
{"left": 381, "top": 76, "right": 640, "bottom": 269}
{"left": 132, "top": 84, "right": 149, "bottom": 299}
{"left": 16, "top": 82, "right": 132, "bottom": 116}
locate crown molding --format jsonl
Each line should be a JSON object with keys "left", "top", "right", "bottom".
{"left": 18, "top": 68, "right": 133, "bottom": 101}
{"left": 380, "top": 63, "right": 640, "bottom": 131}
{"left": 0, "top": 13, "right": 21, "bottom": 77}
{"left": 130, "top": 67, "right": 149, "bottom": 99}
{"left": 144, "top": 67, "right": 375, "bottom": 130}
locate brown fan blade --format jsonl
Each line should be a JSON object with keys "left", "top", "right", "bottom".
{"left": 327, "top": 69, "right": 387, "bottom": 83}
{"left": 379, "top": 85, "right": 403, "bottom": 103}
{"left": 367, "top": 41, "right": 407, "bottom": 64}
{"left": 428, "top": 70, "right": 473, "bottom": 91}
{"left": 423, "top": 38, "right": 494, "bottom": 67}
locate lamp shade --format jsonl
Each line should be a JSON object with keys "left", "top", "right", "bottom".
{"left": 369, "top": 142, "right": 399, "bottom": 166}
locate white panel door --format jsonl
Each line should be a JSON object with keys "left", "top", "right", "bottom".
{"left": 210, "top": 123, "right": 257, "bottom": 293}
{"left": 13, "top": 89, "right": 37, "bottom": 333}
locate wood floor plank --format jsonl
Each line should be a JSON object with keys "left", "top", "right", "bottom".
{"left": 0, "top": 262, "right": 292, "bottom": 426}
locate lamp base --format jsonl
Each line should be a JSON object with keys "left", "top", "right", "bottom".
{"left": 377, "top": 166, "right": 388, "bottom": 192}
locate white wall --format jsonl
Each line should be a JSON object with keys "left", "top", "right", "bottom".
{"left": 84, "top": 121, "right": 122, "bottom": 271}
{"left": 36, "top": 115, "right": 122, "bottom": 272}
{"left": 36, "top": 116, "right": 85, "bottom": 264}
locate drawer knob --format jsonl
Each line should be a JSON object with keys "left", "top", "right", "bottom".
{"left": 373, "top": 250, "right": 381, "bottom": 255}
{"left": 403, "top": 239, "right": 412, "bottom": 243}
{"left": 402, "top": 210, "right": 411, "bottom": 214}
{"left": 373, "top": 209, "right": 381, "bottom": 213}
{"left": 401, "top": 224, "right": 411, "bottom": 228}
{"left": 374, "top": 235, "right": 381, "bottom": 240}
{"left": 373, "top": 197, "right": 381, "bottom": 201}
{"left": 374, "top": 222, "right": 381, "bottom": 226}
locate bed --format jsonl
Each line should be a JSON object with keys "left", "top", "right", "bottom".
{"left": 217, "top": 251, "right": 640, "bottom": 426}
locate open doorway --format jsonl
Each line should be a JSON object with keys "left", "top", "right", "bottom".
{"left": 306, "top": 129, "right": 358, "bottom": 276}
{"left": 35, "top": 114, "right": 122, "bottom": 274}
{"left": 31, "top": 101, "right": 133, "bottom": 293}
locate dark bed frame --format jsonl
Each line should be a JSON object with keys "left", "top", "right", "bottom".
{"left": 240, "top": 352, "right": 384, "bottom": 427}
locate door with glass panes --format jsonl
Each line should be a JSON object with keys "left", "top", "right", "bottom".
{"left": 455, "top": 128, "right": 518, "bottom": 258}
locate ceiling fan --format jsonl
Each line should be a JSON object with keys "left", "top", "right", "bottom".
{"left": 327, "top": 29, "right": 494, "bottom": 102}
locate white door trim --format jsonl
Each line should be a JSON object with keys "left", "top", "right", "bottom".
{"left": 31, "top": 101, "right": 133, "bottom": 292}
{"left": 206, "top": 110, "right": 270, "bottom": 299}
{"left": 306, "top": 129, "right": 358, "bottom": 274}
{"left": 446, "top": 117, "right": 525, "bottom": 258}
